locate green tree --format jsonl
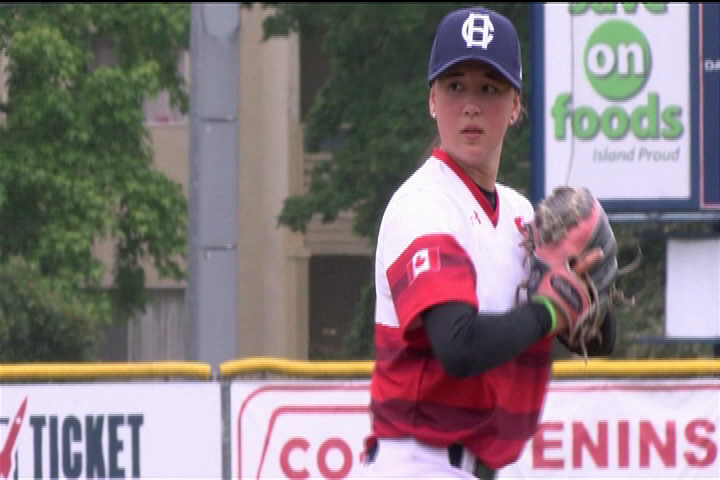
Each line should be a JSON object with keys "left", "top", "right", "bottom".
{"left": 0, "top": 3, "right": 190, "bottom": 361}
{"left": 0, "top": 256, "right": 100, "bottom": 361}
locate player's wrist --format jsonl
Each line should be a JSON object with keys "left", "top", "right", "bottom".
{"left": 532, "top": 295, "right": 559, "bottom": 336}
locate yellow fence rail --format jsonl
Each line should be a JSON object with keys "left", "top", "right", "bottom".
{"left": 0, "top": 361, "right": 212, "bottom": 381}
{"left": 218, "top": 357, "right": 720, "bottom": 379}
{"left": 551, "top": 358, "right": 720, "bottom": 377}
{"left": 1, "top": 358, "right": 719, "bottom": 382}
{"left": 219, "top": 357, "right": 374, "bottom": 378}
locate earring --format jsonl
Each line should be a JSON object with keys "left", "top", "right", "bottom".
{"left": 430, "top": 110, "right": 436, "bottom": 119}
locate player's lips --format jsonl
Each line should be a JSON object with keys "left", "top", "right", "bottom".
{"left": 461, "top": 125, "right": 484, "bottom": 137}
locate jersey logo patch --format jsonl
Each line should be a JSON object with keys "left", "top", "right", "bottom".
{"left": 407, "top": 247, "right": 440, "bottom": 283}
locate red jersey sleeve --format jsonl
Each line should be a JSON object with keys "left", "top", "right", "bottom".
{"left": 386, "top": 233, "right": 477, "bottom": 336}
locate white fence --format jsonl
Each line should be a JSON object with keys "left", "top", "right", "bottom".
{"left": 0, "top": 359, "right": 718, "bottom": 479}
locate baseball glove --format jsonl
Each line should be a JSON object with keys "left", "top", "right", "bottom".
{"left": 519, "top": 186, "right": 638, "bottom": 360}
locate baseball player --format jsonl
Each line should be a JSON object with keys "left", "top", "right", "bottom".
{"left": 358, "top": 6, "right": 615, "bottom": 479}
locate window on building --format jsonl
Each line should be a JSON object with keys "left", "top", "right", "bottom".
{"left": 309, "top": 254, "right": 372, "bottom": 360}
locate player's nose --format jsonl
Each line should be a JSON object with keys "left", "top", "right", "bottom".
{"left": 463, "top": 102, "right": 482, "bottom": 117}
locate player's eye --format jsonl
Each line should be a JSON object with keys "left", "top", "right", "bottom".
{"left": 481, "top": 83, "right": 500, "bottom": 94}
{"left": 447, "top": 81, "right": 465, "bottom": 93}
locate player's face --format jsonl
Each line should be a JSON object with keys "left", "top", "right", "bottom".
{"left": 429, "top": 61, "right": 520, "bottom": 189}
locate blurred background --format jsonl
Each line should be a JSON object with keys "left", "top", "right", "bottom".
{"left": 0, "top": 2, "right": 717, "bottom": 370}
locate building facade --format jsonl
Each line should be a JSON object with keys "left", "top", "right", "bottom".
{"left": 100, "top": 4, "right": 372, "bottom": 362}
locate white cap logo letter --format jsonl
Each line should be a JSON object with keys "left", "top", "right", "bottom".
{"left": 462, "top": 13, "right": 494, "bottom": 49}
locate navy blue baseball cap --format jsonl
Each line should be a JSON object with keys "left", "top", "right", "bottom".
{"left": 428, "top": 6, "right": 522, "bottom": 91}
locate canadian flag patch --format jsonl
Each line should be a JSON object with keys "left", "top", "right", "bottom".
{"left": 407, "top": 247, "right": 440, "bottom": 283}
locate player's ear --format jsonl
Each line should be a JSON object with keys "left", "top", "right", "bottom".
{"left": 510, "top": 91, "right": 523, "bottom": 126}
{"left": 429, "top": 92, "right": 436, "bottom": 119}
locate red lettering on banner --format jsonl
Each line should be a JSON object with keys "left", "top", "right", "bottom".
{"left": 640, "top": 420, "right": 676, "bottom": 467}
{"left": 531, "top": 418, "right": 718, "bottom": 471}
{"left": 533, "top": 422, "right": 564, "bottom": 468}
{"left": 573, "top": 421, "right": 608, "bottom": 468}
{"left": 280, "top": 437, "right": 310, "bottom": 479}
{"left": 280, "top": 437, "right": 353, "bottom": 479}
{"left": 618, "top": 420, "right": 630, "bottom": 468}
{"left": 685, "top": 419, "right": 717, "bottom": 467}
{"left": 316, "top": 438, "right": 352, "bottom": 479}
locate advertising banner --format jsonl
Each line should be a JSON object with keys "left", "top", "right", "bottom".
{"left": 2, "top": 377, "right": 717, "bottom": 478}
{"left": 501, "top": 378, "right": 720, "bottom": 479}
{"left": 231, "top": 378, "right": 719, "bottom": 479}
{"left": 532, "top": 2, "right": 717, "bottom": 212}
{"left": 0, "top": 382, "right": 222, "bottom": 480}
{"left": 231, "top": 381, "right": 371, "bottom": 479}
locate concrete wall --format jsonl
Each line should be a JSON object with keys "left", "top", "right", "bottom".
{"left": 235, "top": 4, "right": 309, "bottom": 359}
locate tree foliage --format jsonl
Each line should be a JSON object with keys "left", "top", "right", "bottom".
{"left": 0, "top": 256, "right": 101, "bottom": 361}
{"left": 0, "top": 3, "right": 190, "bottom": 361}
{"left": 263, "top": 3, "right": 530, "bottom": 242}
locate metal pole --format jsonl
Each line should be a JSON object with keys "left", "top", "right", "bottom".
{"left": 187, "top": 3, "right": 240, "bottom": 375}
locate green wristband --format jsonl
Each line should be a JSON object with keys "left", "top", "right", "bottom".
{"left": 532, "top": 295, "right": 557, "bottom": 336}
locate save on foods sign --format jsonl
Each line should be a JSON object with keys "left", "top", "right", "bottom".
{"left": 531, "top": 3, "right": 720, "bottom": 213}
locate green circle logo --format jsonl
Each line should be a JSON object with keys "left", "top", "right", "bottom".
{"left": 584, "top": 20, "right": 651, "bottom": 101}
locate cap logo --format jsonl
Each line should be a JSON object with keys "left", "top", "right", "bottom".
{"left": 461, "top": 13, "right": 494, "bottom": 49}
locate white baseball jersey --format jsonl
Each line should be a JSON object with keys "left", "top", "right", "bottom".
{"left": 369, "top": 147, "right": 553, "bottom": 470}
{"left": 375, "top": 148, "right": 534, "bottom": 330}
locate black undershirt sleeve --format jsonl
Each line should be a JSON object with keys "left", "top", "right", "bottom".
{"left": 423, "top": 301, "right": 553, "bottom": 377}
{"left": 424, "top": 301, "right": 617, "bottom": 377}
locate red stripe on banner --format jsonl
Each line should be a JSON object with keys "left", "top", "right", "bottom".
{"left": 550, "top": 383, "right": 720, "bottom": 393}
{"left": 255, "top": 405, "right": 370, "bottom": 479}
{"left": 237, "top": 384, "right": 370, "bottom": 480}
